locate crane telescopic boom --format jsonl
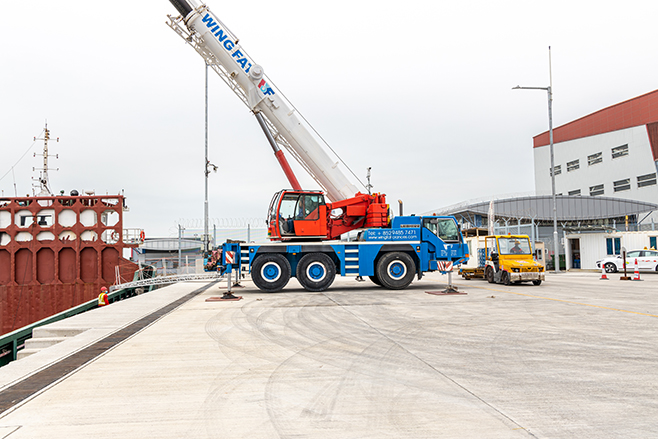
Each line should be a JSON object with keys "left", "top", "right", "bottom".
{"left": 167, "top": 0, "right": 389, "bottom": 241}
{"left": 167, "top": 0, "right": 359, "bottom": 202}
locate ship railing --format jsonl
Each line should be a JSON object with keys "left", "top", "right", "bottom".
{"left": 123, "top": 228, "right": 145, "bottom": 245}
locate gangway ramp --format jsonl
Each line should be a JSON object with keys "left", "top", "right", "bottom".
{"left": 109, "top": 272, "right": 225, "bottom": 292}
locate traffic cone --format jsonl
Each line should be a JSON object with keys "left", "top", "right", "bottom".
{"left": 632, "top": 258, "right": 642, "bottom": 281}
{"left": 599, "top": 263, "right": 609, "bottom": 280}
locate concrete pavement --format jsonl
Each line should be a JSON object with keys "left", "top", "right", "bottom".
{"left": 0, "top": 271, "right": 657, "bottom": 438}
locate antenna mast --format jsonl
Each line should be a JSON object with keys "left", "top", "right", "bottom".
{"left": 33, "top": 122, "right": 59, "bottom": 196}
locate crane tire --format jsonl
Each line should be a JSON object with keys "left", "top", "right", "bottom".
{"left": 376, "top": 252, "right": 415, "bottom": 290}
{"left": 369, "top": 275, "right": 382, "bottom": 286}
{"left": 251, "top": 254, "right": 291, "bottom": 293}
{"left": 296, "top": 253, "right": 336, "bottom": 292}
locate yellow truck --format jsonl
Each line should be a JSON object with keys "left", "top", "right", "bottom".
{"left": 459, "top": 235, "right": 545, "bottom": 285}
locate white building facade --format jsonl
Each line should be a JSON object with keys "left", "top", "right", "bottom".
{"left": 565, "top": 230, "right": 658, "bottom": 270}
{"left": 534, "top": 90, "right": 658, "bottom": 226}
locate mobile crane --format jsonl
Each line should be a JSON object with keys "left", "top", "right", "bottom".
{"left": 167, "top": 0, "right": 469, "bottom": 292}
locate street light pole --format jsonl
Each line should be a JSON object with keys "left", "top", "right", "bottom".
{"left": 513, "top": 47, "right": 560, "bottom": 273}
{"left": 204, "top": 62, "right": 210, "bottom": 255}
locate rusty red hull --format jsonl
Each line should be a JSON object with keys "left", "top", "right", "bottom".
{"left": 0, "top": 195, "right": 139, "bottom": 335}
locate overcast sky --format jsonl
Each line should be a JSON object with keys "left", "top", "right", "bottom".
{"left": 2, "top": 0, "right": 657, "bottom": 237}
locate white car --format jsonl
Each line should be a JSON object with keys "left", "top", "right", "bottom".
{"left": 596, "top": 250, "right": 658, "bottom": 273}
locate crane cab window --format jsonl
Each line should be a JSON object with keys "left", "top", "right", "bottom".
{"left": 278, "top": 193, "right": 325, "bottom": 235}
{"left": 280, "top": 194, "right": 323, "bottom": 221}
{"left": 423, "top": 218, "right": 460, "bottom": 243}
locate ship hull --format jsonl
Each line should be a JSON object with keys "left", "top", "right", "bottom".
{"left": 0, "top": 195, "right": 139, "bottom": 335}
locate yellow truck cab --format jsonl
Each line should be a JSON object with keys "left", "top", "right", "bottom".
{"left": 484, "top": 235, "right": 544, "bottom": 285}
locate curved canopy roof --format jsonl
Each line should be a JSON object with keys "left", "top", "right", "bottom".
{"left": 430, "top": 195, "right": 658, "bottom": 221}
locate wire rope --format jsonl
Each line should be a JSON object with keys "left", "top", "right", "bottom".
{"left": 0, "top": 129, "right": 44, "bottom": 185}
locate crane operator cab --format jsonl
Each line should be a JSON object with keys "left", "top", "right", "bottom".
{"left": 267, "top": 190, "right": 328, "bottom": 240}
{"left": 422, "top": 217, "right": 461, "bottom": 243}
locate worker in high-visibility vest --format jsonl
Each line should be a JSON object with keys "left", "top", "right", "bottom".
{"left": 98, "top": 286, "right": 109, "bottom": 307}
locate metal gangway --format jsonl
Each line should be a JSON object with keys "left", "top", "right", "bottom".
{"left": 109, "top": 272, "right": 225, "bottom": 293}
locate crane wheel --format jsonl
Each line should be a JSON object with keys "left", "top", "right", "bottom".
{"left": 296, "top": 253, "right": 336, "bottom": 292}
{"left": 376, "top": 252, "right": 416, "bottom": 290}
{"left": 251, "top": 254, "right": 291, "bottom": 293}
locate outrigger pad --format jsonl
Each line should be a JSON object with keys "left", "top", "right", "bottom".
{"left": 205, "top": 295, "right": 243, "bottom": 302}
{"left": 426, "top": 289, "right": 467, "bottom": 296}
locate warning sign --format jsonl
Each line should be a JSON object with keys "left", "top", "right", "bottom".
{"left": 437, "top": 261, "right": 453, "bottom": 272}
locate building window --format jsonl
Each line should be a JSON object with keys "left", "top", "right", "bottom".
{"left": 637, "top": 173, "right": 657, "bottom": 188}
{"left": 549, "top": 165, "right": 562, "bottom": 177}
{"left": 589, "top": 184, "right": 604, "bottom": 196}
{"left": 568, "top": 189, "right": 581, "bottom": 196}
{"left": 611, "top": 144, "right": 629, "bottom": 159}
{"left": 606, "top": 237, "right": 621, "bottom": 255}
{"left": 567, "top": 159, "right": 580, "bottom": 172}
{"left": 588, "top": 152, "right": 603, "bottom": 166}
{"left": 613, "top": 178, "right": 631, "bottom": 192}
{"left": 650, "top": 236, "right": 657, "bottom": 250}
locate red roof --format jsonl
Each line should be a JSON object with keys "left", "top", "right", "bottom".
{"left": 533, "top": 89, "right": 658, "bottom": 151}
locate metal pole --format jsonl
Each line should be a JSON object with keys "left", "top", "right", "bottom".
{"left": 511, "top": 46, "right": 560, "bottom": 273}
{"left": 548, "top": 85, "right": 559, "bottom": 272}
{"left": 548, "top": 49, "right": 559, "bottom": 273}
{"left": 531, "top": 217, "right": 535, "bottom": 255}
{"left": 204, "top": 62, "right": 210, "bottom": 255}
{"left": 178, "top": 224, "right": 182, "bottom": 272}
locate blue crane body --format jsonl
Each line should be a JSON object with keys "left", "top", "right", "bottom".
{"left": 214, "top": 215, "right": 469, "bottom": 292}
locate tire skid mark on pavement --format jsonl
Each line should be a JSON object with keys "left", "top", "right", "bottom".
{"left": 202, "top": 293, "right": 533, "bottom": 437}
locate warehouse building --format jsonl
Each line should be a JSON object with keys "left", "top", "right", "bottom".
{"left": 428, "top": 195, "right": 657, "bottom": 270}
{"left": 533, "top": 89, "right": 658, "bottom": 219}
{"left": 432, "top": 89, "right": 658, "bottom": 270}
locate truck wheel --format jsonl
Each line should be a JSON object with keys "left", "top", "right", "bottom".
{"left": 369, "top": 275, "right": 382, "bottom": 286}
{"left": 485, "top": 267, "right": 494, "bottom": 283}
{"left": 532, "top": 280, "right": 542, "bottom": 286}
{"left": 252, "top": 254, "right": 291, "bottom": 292}
{"left": 376, "top": 252, "right": 416, "bottom": 290}
{"left": 501, "top": 271, "right": 511, "bottom": 286}
{"left": 296, "top": 253, "right": 336, "bottom": 292}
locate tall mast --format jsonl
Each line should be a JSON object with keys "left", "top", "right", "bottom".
{"left": 33, "top": 122, "right": 59, "bottom": 196}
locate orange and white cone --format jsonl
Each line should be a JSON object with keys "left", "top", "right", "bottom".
{"left": 632, "top": 258, "right": 642, "bottom": 281}
{"left": 600, "top": 263, "right": 609, "bottom": 280}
